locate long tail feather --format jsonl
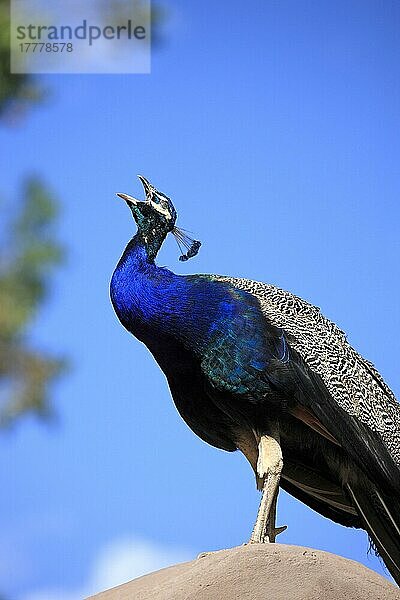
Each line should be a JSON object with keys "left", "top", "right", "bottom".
{"left": 347, "top": 483, "right": 400, "bottom": 585}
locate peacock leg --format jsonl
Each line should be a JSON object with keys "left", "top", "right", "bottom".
{"left": 249, "top": 431, "right": 286, "bottom": 543}
{"left": 266, "top": 487, "right": 287, "bottom": 542}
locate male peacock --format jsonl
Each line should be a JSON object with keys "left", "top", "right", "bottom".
{"left": 110, "top": 176, "right": 400, "bottom": 585}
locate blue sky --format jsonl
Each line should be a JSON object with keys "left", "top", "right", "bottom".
{"left": 1, "top": 1, "right": 399, "bottom": 597}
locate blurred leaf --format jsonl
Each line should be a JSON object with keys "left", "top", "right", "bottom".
{"left": 0, "top": 0, "right": 168, "bottom": 426}
{"left": 0, "top": 178, "right": 66, "bottom": 426}
{"left": 0, "top": 0, "right": 44, "bottom": 122}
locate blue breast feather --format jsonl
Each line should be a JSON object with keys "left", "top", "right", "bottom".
{"left": 110, "top": 244, "right": 288, "bottom": 399}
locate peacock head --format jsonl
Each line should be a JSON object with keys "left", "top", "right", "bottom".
{"left": 117, "top": 175, "right": 201, "bottom": 262}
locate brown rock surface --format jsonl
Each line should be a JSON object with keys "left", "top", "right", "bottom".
{"left": 88, "top": 543, "right": 399, "bottom": 600}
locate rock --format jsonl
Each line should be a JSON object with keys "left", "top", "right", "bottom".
{"left": 88, "top": 543, "right": 398, "bottom": 600}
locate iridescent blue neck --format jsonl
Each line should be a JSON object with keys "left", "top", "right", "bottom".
{"left": 116, "top": 234, "right": 155, "bottom": 272}
{"left": 111, "top": 233, "right": 241, "bottom": 359}
{"left": 110, "top": 234, "right": 183, "bottom": 339}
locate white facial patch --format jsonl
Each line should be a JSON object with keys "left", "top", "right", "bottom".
{"left": 149, "top": 197, "right": 172, "bottom": 220}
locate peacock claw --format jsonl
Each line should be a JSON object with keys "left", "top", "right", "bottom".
{"left": 265, "top": 524, "right": 287, "bottom": 543}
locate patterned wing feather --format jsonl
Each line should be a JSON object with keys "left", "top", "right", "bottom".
{"left": 200, "top": 287, "right": 288, "bottom": 399}
{"left": 212, "top": 275, "right": 400, "bottom": 467}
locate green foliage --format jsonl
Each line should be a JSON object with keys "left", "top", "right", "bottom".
{"left": 0, "top": 0, "right": 165, "bottom": 427}
{"left": 0, "top": 179, "right": 65, "bottom": 426}
{"left": 0, "top": 0, "right": 43, "bottom": 121}
{"left": 0, "top": 2, "right": 63, "bottom": 427}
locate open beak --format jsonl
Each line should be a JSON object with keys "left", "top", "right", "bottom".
{"left": 116, "top": 192, "right": 139, "bottom": 206}
{"left": 116, "top": 176, "right": 155, "bottom": 207}
{"left": 137, "top": 174, "right": 154, "bottom": 200}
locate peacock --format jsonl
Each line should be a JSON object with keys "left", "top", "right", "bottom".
{"left": 110, "top": 175, "right": 400, "bottom": 585}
